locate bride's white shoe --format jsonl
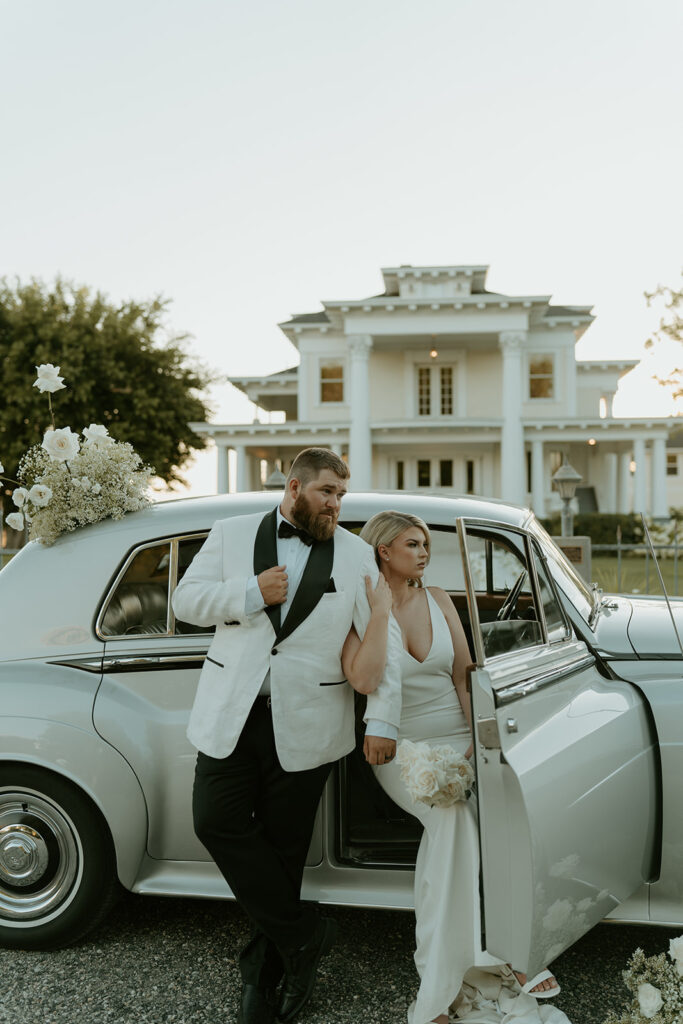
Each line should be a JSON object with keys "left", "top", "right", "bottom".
{"left": 512, "top": 968, "right": 561, "bottom": 999}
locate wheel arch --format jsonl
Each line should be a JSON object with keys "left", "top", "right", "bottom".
{"left": 0, "top": 717, "right": 148, "bottom": 889}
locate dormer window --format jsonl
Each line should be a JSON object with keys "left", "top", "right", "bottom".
{"left": 320, "top": 362, "right": 344, "bottom": 403}
{"left": 529, "top": 355, "right": 555, "bottom": 399}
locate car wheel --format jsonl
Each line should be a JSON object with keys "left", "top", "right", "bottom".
{"left": 0, "top": 765, "right": 119, "bottom": 949}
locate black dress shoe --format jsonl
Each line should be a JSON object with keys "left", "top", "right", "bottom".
{"left": 237, "top": 983, "right": 279, "bottom": 1024}
{"left": 278, "top": 917, "right": 337, "bottom": 1023}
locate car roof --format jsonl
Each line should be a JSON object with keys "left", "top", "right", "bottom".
{"left": 0, "top": 491, "right": 529, "bottom": 662}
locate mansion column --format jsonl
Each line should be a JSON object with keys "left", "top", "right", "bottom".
{"left": 651, "top": 437, "right": 668, "bottom": 518}
{"left": 216, "top": 443, "right": 230, "bottom": 494}
{"left": 632, "top": 438, "right": 647, "bottom": 514}
{"left": 499, "top": 331, "right": 526, "bottom": 506}
{"left": 348, "top": 334, "right": 373, "bottom": 489}
{"left": 604, "top": 453, "right": 618, "bottom": 513}
{"left": 530, "top": 439, "right": 545, "bottom": 517}
{"left": 234, "top": 444, "right": 248, "bottom": 493}
{"left": 619, "top": 451, "right": 631, "bottom": 513}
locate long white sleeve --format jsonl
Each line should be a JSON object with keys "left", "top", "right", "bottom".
{"left": 171, "top": 522, "right": 250, "bottom": 628}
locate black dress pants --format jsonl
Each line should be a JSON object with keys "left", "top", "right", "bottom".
{"left": 193, "top": 697, "right": 333, "bottom": 985}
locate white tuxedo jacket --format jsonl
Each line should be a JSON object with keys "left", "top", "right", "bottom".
{"left": 172, "top": 508, "right": 403, "bottom": 771}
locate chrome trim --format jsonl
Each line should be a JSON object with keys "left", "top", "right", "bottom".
{"left": 456, "top": 519, "right": 486, "bottom": 667}
{"left": 495, "top": 653, "right": 595, "bottom": 705}
{"left": 524, "top": 533, "right": 549, "bottom": 644}
{"left": 48, "top": 657, "right": 103, "bottom": 673}
{"left": 168, "top": 538, "right": 180, "bottom": 635}
{"left": 102, "top": 653, "right": 207, "bottom": 671}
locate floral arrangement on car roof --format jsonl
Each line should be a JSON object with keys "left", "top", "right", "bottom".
{"left": 396, "top": 738, "right": 474, "bottom": 807}
{"left": 604, "top": 935, "right": 683, "bottom": 1023}
{"left": 0, "top": 363, "right": 153, "bottom": 545}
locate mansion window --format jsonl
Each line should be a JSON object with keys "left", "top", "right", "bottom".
{"left": 417, "top": 365, "right": 455, "bottom": 416}
{"left": 417, "top": 460, "right": 431, "bottom": 487}
{"left": 320, "top": 362, "right": 344, "bottom": 403}
{"left": 529, "top": 355, "right": 554, "bottom": 399}
{"left": 667, "top": 454, "right": 679, "bottom": 476}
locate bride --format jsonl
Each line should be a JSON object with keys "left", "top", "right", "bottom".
{"left": 342, "top": 510, "right": 570, "bottom": 1024}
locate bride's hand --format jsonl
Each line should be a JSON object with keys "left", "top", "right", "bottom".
{"left": 365, "top": 574, "right": 393, "bottom": 616}
{"left": 464, "top": 744, "right": 473, "bottom": 760}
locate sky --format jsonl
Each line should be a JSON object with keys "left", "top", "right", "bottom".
{"left": 2, "top": 0, "right": 682, "bottom": 496}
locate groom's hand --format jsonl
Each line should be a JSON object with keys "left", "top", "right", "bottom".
{"left": 258, "top": 566, "right": 288, "bottom": 605}
{"left": 363, "top": 736, "right": 397, "bottom": 765}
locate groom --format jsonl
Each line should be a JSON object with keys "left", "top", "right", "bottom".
{"left": 172, "top": 448, "right": 402, "bottom": 1024}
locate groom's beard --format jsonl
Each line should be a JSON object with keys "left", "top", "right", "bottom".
{"left": 292, "top": 493, "right": 338, "bottom": 541}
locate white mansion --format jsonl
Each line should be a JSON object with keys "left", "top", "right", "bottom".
{"left": 194, "top": 265, "right": 681, "bottom": 518}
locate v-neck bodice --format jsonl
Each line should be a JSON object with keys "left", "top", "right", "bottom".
{"left": 396, "top": 589, "right": 469, "bottom": 745}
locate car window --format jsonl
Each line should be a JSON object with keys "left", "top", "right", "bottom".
{"left": 530, "top": 543, "right": 571, "bottom": 644}
{"left": 528, "top": 517, "right": 593, "bottom": 623}
{"left": 173, "top": 536, "right": 215, "bottom": 636}
{"left": 99, "top": 533, "right": 216, "bottom": 639}
{"left": 460, "top": 526, "right": 544, "bottom": 661}
{"left": 100, "top": 541, "right": 171, "bottom": 637}
{"left": 421, "top": 527, "right": 466, "bottom": 590}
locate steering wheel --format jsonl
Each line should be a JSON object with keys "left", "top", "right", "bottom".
{"left": 496, "top": 570, "right": 528, "bottom": 621}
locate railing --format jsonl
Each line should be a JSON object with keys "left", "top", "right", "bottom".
{"left": 592, "top": 532, "right": 681, "bottom": 597}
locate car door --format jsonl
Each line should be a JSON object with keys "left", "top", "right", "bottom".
{"left": 457, "top": 518, "right": 659, "bottom": 975}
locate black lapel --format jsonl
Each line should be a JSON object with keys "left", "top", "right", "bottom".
{"left": 253, "top": 508, "right": 280, "bottom": 635}
{"left": 276, "top": 535, "right": 334, "bottom": 645}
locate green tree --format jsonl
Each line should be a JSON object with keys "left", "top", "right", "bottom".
{"left": 0, "top": 277, "right": 219, "bottom": 516}
{"left": 644, "top": 276, "right": 683, "bottom": 401}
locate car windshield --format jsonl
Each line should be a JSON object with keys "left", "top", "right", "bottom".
{"left": 527, "top": 517, "right": 594, "bottom": 624}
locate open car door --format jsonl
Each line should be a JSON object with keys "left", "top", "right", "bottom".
{"left": 457, "top": 518, "right": 660, "bottom": 975}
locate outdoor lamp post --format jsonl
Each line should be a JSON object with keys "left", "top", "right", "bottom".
{"left": 263, "top": 468, "right": 286, "bottom": 491}
{"left": 552, "top": 455, "right": 582, "bottom": 536}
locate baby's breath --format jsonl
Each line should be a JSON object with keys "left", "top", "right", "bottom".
{"left": 604, "top": 942, "right": 683, "bottom": 1023}
{"left": 18, "top": 439, "right": 152, "bottom": 545}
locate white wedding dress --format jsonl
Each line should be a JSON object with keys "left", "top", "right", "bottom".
{"left": 373, "top": 589, "right": 572, "bottom": 1024}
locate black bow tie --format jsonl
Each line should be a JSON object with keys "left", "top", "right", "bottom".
{"left": 278, "top": 520, "right": 315, "bottom": 546}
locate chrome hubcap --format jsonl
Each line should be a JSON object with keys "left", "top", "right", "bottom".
{"left": 0, "top": 789, "right": 80, "bottom": 924}
{"left": 0, "top": 825, "right": 49, "bottom": 886}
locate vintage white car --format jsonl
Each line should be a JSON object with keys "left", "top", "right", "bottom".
{"left": 1, "top": 492, "right": 681, "bottom": 977}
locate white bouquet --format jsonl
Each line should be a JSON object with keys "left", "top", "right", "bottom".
{"left": 395, "top": 739, "right": 474, "bottom": 808}
{"left": 2, "top": 364, "right": 153, "bottom": 545}
{"left": 604, "top": 936, "right": 683, "bottom": 1023}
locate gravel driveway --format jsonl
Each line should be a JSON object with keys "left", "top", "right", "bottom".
{"left": 0, "top": 893, "right": 678, "bottom": 1024}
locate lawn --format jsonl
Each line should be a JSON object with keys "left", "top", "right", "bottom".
{"left": 591, "top": 553, "right": 683, "bottom": 597}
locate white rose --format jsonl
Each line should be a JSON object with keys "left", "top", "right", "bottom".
{"left": 28, "top": 484, "right": 52, "bottom": 507}
{"left": 542, "top": 899, "right": 573, "bottom": 932}
{"left": 6, "top": 511, "right": 25, "bottom": 531}
{"left": 409, "top": 760, "right": 442, "bottom": 800}
{"left": 92, "top": 482, "right": 102, "bottom": 495}
{"left": 637, "top": 982, "right": 663, "bottom": 1018}
{"left": 82, "top": 423, "right": 111, "bottom": 446}
{"left": 33, "top": 363, "right": 66, "bottom": 393}
{"left": 42, "top": 426, "right": 80, "bottom": 462}
{"left": 12, "top": 487, "right": 28, "bottom": 508}
{"left": 669, "top": 935, "right": 683, "bottom": 976}
{"left": 79, "top": 477, "right": 92, "bottom": 491}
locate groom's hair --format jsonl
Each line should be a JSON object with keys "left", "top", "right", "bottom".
{"left": 286, "top": 448, "right": 350, "bottom": 488}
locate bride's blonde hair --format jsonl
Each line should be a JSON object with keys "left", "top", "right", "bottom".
{"left": 360, "top": 510, "right": 431, "bottom": 589}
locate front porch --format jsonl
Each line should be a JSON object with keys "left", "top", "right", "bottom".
{"left": 190, "top": 417, "right": 674, "bottom": 518}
